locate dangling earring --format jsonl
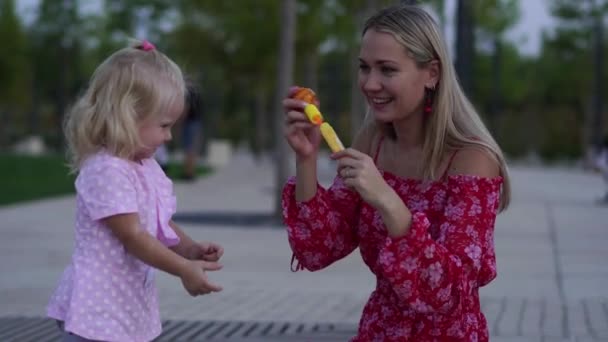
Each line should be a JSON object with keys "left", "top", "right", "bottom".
{"left": 424, "top": 86, "right": 435, "bottom": 115}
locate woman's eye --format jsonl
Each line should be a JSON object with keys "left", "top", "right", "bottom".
{"left": 381, "top": 66, "right": 396, "bottom": 74}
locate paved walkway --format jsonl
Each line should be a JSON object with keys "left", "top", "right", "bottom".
{"left": 1, "top": 151, "right": 607, "bottom": 341}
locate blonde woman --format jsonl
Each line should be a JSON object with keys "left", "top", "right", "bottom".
{"left": 47, "top": 40, "right": 224, "bottom": 342}
{"left": 282, "top": 4, "right": 510, "bottom": 341}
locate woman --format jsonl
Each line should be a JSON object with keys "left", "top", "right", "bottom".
{"left": 282, "top": 4, "right": 511, "bottom": 341}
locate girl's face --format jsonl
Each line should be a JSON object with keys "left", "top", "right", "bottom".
{"left": 136, "top": 100, "right": 184, "bottom": 160}
{"left": 358, "top": 29, "right": 438, "bottom": 123}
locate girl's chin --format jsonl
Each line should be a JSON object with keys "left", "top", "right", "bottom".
{"left": 133, "top": 150, "right": 154, "bottom": 160}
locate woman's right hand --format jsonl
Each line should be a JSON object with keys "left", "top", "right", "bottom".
{"left": 179, "top": 259, "right": 223, "bottom": 296}
{"left": 283, "top": 86, "right": 322, "bottom": 160}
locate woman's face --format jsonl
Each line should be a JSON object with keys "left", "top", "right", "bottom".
{"left": 358, "top": 28, "right": 437, "bottom": 124}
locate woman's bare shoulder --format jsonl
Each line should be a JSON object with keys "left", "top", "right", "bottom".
{"left": 448, "top": 145, "right": 500, "bottom": 178}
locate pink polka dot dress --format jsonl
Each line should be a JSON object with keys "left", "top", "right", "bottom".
{"left": 47, "top": 151, "right": 180, "bottom": 342}
{"left": 282, "top": 161, "right": 503, "bottom": 341}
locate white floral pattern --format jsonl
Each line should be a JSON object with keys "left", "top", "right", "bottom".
{"left": 282, "top": 172, "right": 502, "bottom": 341}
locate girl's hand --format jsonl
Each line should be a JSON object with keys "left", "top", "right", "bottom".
{"left": 179, "top": 260, "right": 223, "bottom": 296}
{"left": 186, "top": 241, "right": 224, "bottom": 262}
{"left": 283, "top": 86, "right": 322, "bottom": 160}
{"left": 332, "top": 148, "right": 394, "bottom": 209}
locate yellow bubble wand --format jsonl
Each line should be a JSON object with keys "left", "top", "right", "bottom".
{"left": 293, "top": 88, "right": 345, "bottom": 153}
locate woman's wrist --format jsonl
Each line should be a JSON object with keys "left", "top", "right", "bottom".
{"left": 377, "top": 186, "right": 412, "bottom": 238}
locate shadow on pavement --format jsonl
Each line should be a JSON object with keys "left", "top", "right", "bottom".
{"left": 173, "top": 211, "right": 284, "bottom": 228}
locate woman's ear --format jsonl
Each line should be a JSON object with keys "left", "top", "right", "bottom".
{"left": 427, "top": 60, "right": 440, "bottom": 87}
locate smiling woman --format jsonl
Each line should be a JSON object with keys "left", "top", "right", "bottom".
{"left": 281, "top": 3, "right": 511, "bottom": 342}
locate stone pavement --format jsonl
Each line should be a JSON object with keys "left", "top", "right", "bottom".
{"left": 1, "top": 151, "right": 608, "bottom": 341}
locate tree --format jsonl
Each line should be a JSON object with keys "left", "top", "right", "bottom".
{"left": 474, "top": 0, "right": 520, "bottom": 134}
{"left": 0, "top": 0, "right": 29, "bottom": 144}
{"left": 274, "top": 0, "right": 297, "bottom": 219}
{"left": 171, "top": 1, "right": 282, "bottom": 153}
{"left": 29, "top": 0, "right": 83, "bottom": 148}
{"left": 547, "top": 0, "right": 608, "bottom": 157}
{"left": 455, "top": 0, "right": 475, "bottom": 97}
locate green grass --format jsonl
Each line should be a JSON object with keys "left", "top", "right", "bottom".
{"left": 0, "top": 154, "right": 212, "bottom": 206}
{"left": 0, "top": 154, "right": 75, "bottom": 206}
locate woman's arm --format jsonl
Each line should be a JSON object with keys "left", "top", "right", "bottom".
{"left": 378, "top": 148, "right": 502, "bottom": 315}
{"left": 282, "top": 123, "right": 376, "bottom": 271}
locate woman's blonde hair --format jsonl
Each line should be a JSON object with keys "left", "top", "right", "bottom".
{"left": 362, "top": 4, "right": 510, "bottom": 211}
{"left": 64, "top": 40, "right": 185, "bottom": 172}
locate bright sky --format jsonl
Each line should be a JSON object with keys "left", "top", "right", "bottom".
{"left": 17, "top": 0, "right": 555, "bottom": 56}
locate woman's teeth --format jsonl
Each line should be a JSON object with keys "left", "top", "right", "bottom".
{"left": 372, "top": 97, "right": 392, "bottom": 104}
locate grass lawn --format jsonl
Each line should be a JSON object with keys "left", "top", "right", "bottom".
{"left": 0, "top": 154, "right": 211, "bottom": 206}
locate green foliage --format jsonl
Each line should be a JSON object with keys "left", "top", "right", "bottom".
{"left": 0, "top": 0, "right": 28, "bottom": 107}
{"left": 0, "top": 153, "right": 75, "bottom": 205}
{"left": 0, "top": 0, "right": 605, "bottom": 164}
{"left": 0, "top": 153, "right": 211, "bottom": 206}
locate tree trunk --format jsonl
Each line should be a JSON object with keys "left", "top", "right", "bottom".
{"left": 28, "top": 79, "right": 40, "bottom": 136}
{"left": 350, "top": 0, "right": 378, "bottom": 139}
{"left": 455, "top": 0, "right": 475, "bottom": 97}
{"left": 274, "top": 0, "right": 297, "bottom": 219}
{"left": 489, "top": 37, "right": 502, "bottom": 135}
{"left": 302, "top": 51, "right": 318, "bottom": 90}
{"left": 591, "top": 10, "right": 604, "bottom": 150}
{"left": 253, "top": 86, "right": 268, "bottom": 159}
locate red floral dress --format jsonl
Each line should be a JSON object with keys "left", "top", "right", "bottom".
{"left": 282, "top": 154, "right": 503, "bottom": 342}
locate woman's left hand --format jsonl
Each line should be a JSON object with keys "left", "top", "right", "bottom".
{"left": 331, "top": 148, "right": 393, "bottom": 209}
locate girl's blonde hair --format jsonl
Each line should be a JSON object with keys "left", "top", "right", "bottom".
{"left": 64, "top": 40, "right": 185, "bottom": 172}
{"left": 362, "top": 4, "right": 511, "bottom": 211}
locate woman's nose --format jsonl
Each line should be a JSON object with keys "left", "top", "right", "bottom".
{"left": 362, "top": 72, "right": 382, "bottom": 92}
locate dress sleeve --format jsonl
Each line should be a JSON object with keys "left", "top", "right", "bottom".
{"left": 378, "top": 175, "right": 502, "bottom": 315}
{"left": 76, "top": 160, "right": 138, "bottom": 220}
{"left": 281, "top": 176, "right": 361, "bottom": 271}
{"left": 152, "top": 160, "right": 180, "bottom": 247}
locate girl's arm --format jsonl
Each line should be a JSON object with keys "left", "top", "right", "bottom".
{"left": 168, "top": 221, "right": 224, "bottom": 262}
{"left": 168, "top": 220, "right": 196, "bottom": 258}
{"left": 103, "top": 213, "right": 190, "bottom": 276}
{"left": 103, "top": 213, "right": 223, "bottom": 294}
{"left": 77, "top": 157, "right": 221, "bottom": 295}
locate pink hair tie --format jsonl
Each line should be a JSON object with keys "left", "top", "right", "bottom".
{"left": 140, "top": 40, "right": 155, "bottom": 51}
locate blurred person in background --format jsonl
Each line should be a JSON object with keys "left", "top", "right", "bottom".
{"left": 181, "top": 82, "right": 203, "bottom": 180}
{"left": 593, "top": 135, "right": 608, "bottom": 204}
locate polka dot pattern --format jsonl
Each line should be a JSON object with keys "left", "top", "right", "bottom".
{"left": 47, "top": 151, "right": 180, "bottom": 342}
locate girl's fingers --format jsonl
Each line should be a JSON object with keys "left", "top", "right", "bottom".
{"left": 203, "top": 280, "right": 223, "bottom": 292}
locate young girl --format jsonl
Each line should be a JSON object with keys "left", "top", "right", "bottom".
{"left": 283, "top": 4, "right": 510, "bottom": 342}
{"left": 47, "top": 40, "right": 224, "bottom": 342}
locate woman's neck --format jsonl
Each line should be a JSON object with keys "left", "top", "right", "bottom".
{"left": 391, "top": 112, "right": 425, "bottom": 150}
